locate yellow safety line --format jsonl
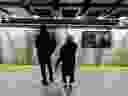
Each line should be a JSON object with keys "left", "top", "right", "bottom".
{"left": 0, "top": 64, "right": 32, "bottom": 72}
{"left": 80, "top": 64, "right": 128, "bottom": 72}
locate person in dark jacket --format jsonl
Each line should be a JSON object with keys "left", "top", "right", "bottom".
{"left": 55, "top": 35, "right": 78, "bottom": 85}
{"left": 35, "top": 25, "right": 56, "bottom": 86}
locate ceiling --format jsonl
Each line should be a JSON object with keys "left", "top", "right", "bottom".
{"left": 32, "top": 0, "right": 128, "bottom": 4}
{"left": 0, "top": 0, "right": 128, "bottom": 18}
{"left": 0, "top": 0, "right": 19, "bottom": 2}
{"left": 1, "top": 0, "right": 128, "bottom": 5}
{"left": 0, "top": 7, "right": 30, "bottom": 17}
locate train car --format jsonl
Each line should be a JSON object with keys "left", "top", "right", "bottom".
{"left": 0, "top": 7, "right": 39, "bottom": 64}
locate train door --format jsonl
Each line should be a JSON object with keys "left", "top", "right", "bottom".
{"left": 80, "top": 30, "right": 99, "bottom": 64}
{"left": 112, "top": 28, "right": 128, "bottom": 64}
{"left": 0, "top": 27, "right": 38, "bottom": 64}
{"left": 80, "top": 27, "right": 112, "bottom": 64}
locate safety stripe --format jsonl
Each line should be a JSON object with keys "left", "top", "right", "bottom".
{"left": 80, "top": 64, "right": 128, "bottom": 72}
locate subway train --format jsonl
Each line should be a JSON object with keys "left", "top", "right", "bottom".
{"left": 54, "top": 25, "right": 112, "bottom": 65}
{"left": 1, "top": 24, "right": 127, "bottom": 65}
{"left": 56, "top": 25, "right": 128, "bottom": 64}
{"left": 0, "top": 9, "right": 128, "bottom": 65}
{"left": 0, "top": 25, "right": 39, "bottom": 64}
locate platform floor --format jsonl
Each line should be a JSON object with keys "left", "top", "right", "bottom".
{"left": 0, "top": 65, "right": 127, "bottom": 96}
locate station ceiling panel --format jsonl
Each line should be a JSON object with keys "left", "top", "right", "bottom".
{"left": 122, "top": 0, "right": 128, "bottom": 4}
{"left": 91, "top": 0, "right": 117, "bottom": 4}
{"left": 0, "top": 0, "right": 19, "bottom": 2}
{"left": 31, "top": 0, "right": 52, "bottom": 4}
{"left": 1, "top": 7, "right": 31, "bottom": 17}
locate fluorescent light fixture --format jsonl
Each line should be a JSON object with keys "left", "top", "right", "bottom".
{"left": 97, "top": 16, "right": 105, "bottom": 20}
{"left": 75, "top": 16, "right": 82, "bottom": 19}
{"left": 118, "top": 16, "right": 128, "bottom": 25}
{"left": 119, "top": 16, "right": 128, "bottom": 20}
{"left": 10, "top": 14, "right": 17, "bottom": 18}
{"left": 32, "top": 15, "right": 40, "bottom": 19}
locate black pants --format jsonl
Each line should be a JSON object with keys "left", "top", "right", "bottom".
{"left": 35, "top": 31, "right": 56, "bottom": 81}
{"left": 39, "top": 56, "right": 53, "bottom": 81}
{"left": 61, "top": 63, "right": 75, "bottom": 84}
{"left": 35, "top": 41, "right": 54, "bottom": 81}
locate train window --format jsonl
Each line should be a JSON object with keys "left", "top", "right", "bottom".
{"left": 81, "top": 31, "right": 112, "bottom": 48}
{"left": 81, "top": 31, "right": 96, "bottom": 48}
{"left": 96, "top": 31, "right": 112, "bottom": 48}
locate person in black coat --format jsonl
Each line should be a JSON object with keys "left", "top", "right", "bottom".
{"left": 55, "top": 35, "right": 78, "bottom": 85}
{"left": 35, "top": 25, "right": 56, "bottom": 86}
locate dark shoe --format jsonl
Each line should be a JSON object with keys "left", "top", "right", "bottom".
{"left": 49, "top": 77, "right": 54, "bottom": 83}
{"left": 41, "top": 80, "right": 49, "bottom": 86}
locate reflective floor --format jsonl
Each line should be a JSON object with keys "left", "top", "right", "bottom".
{"left": 0, "top": 65, "right": 80, "bottom": 96}
{"left": 81, "top": 71, "right": 128, "bottom": 96}
{"left": 0, "top": 65, "right": 128, "bottom": 96}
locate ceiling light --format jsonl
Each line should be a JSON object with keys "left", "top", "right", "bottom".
{"left": 10, "top": 14, "right": 17, "bottom": 18}
{"left": 97, "top": 16, "right": 105, "bottom": 20}
{"left": 32, "top": 15, "right": 40, "bottom": 19}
